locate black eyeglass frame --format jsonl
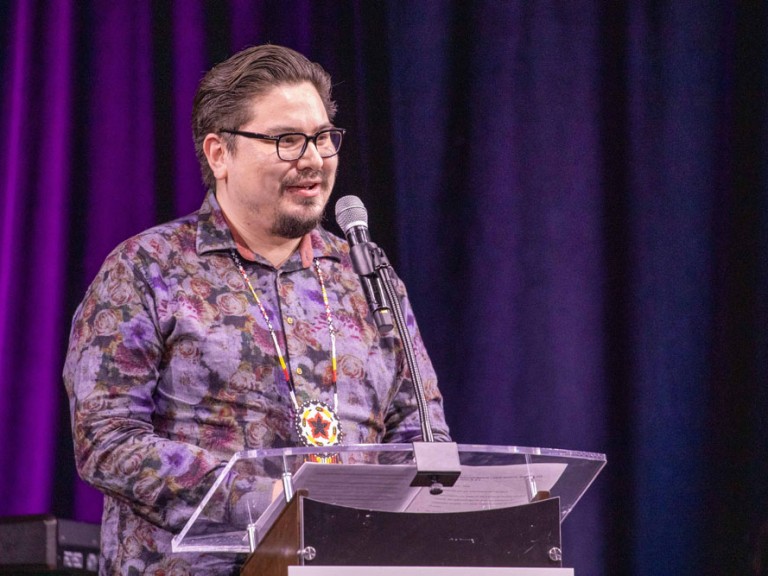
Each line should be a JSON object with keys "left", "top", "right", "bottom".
{"left": 220, "top": 128, "right": 346, "bottom": 161}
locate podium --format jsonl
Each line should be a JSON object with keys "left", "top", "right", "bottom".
{"left": 172, "top": 443, "right": 605, "bottom": 575}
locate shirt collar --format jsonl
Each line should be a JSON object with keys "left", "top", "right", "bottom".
{"left": 196, "top": 190, "right": 343, "bottom": 270}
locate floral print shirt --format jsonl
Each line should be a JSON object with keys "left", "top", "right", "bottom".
{"left": 63, "top": 192, "right": 450, "bottom": 575}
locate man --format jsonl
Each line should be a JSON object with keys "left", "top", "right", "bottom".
{"left": 63, "top": 44, "right": 450, "bottom": 575}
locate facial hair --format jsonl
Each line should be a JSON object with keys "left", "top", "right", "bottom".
{"left": 270, "top": 169, "right": 333, "bottom": 239}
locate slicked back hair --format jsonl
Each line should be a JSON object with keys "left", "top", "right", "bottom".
{"left": 192, "top": 45, "right": 337, "bottom": 190}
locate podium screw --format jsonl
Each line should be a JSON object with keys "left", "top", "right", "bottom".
{"left": 548, "top": 547, "right": 562, "bottom": 562}
{"left": 299, "top": 546, "right": 317, "bottom": 562}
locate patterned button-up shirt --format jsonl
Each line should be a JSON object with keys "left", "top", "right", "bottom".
{"left": 63, "top": 192, "right": 450, "bottom": 575}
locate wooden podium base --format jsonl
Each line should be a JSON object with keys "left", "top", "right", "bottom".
{"left": 241, "top": 492, "right": 563, "bottom": 576}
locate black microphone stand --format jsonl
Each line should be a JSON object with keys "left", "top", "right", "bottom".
{"left": 350, "top": 240, "right": 432, "bottom": 441}
{"left": 351, "top": 240, "right": 461, "bottom": 493}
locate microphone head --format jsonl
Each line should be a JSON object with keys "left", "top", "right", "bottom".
{"left": 335, "top": 195, "right": 369, "bottom": 233}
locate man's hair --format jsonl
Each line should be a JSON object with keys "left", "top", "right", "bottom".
{"left": 192, "top": 44, "right": 337, "bottom": 190}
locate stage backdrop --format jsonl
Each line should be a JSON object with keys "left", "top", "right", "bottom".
{"left": 1, "top": 2, "right": 766, "bottom": 575}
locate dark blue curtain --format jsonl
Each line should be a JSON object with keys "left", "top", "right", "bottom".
{"left": 1, "top": 2, "right": 766, "bottom": 575}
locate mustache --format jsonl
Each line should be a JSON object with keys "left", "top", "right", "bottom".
{"left": 281, "top": 169, "right": 328, "bottom": 189}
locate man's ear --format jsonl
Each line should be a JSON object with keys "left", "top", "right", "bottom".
{"left": 203, "top": 133, "right": 228, "bottom": 181}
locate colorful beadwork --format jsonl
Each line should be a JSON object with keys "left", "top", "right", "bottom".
{"left": 230, "top": 250, "right": 342, "bottom": 449}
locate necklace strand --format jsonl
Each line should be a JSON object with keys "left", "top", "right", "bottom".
{"left": 230, "top": 250, "right": 338, "bottom": 413}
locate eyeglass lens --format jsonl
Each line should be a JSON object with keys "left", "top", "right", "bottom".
{"left": 277, "top": 130, "right": 343, "bottom": 160}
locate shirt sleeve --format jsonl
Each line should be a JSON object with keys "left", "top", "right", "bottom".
{"left": 380, "top": 272, "right": 452, "bottom": 444}
{"left": 62, "top": 246, "right": 225, "bottom": 531}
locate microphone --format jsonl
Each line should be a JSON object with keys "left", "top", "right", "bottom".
{"left": 335, "top": 196, "right": 394, "bottom": 334}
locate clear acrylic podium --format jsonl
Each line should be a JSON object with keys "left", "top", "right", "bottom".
{"left": 172, "top": 443, "right": 605, "bottom": 575}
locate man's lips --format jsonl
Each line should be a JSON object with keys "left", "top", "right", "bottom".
{"left": 283, "top": 169, "right": 327, "bottom": 197}
{"left": 284, "top": 181, "right": 322, "bottom": 195}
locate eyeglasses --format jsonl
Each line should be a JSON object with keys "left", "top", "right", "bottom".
{"left": 220, "top": 128, "right": 345, "bottom": 161}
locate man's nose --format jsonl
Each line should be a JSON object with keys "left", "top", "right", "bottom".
{"left": 297, "top": 139, "right": 324, "bottom": 169}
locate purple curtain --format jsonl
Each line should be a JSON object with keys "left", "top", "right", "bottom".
{"left": 1, "top": 2, "right": 766, "bottom": 575}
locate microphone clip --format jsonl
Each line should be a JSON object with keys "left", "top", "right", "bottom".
{"left": 349, "top": 240, "right": 389, "bottom": 276}
{"left": 349, "top": 241, "right": 394, "bottom": 334}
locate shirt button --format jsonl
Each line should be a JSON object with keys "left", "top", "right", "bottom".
{"left": 286, "top": 316, "right": 294, "bottom": 324}
{"left": 296, "top": 367, "right": 303, "bottom": 375}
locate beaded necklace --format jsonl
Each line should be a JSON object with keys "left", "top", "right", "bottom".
{"left": 230, "top": 249, "right": 343, "bottom": 449}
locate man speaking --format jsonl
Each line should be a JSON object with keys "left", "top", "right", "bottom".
{"left": 63, "top": 44, "right": 450, "bottom": 575}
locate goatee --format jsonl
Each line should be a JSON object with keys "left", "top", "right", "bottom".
{"left": 271, "top": 200, "right": 324, "bottom": 239}
{"left": 271, "top": 169, "right": 332, "bottom": 239}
